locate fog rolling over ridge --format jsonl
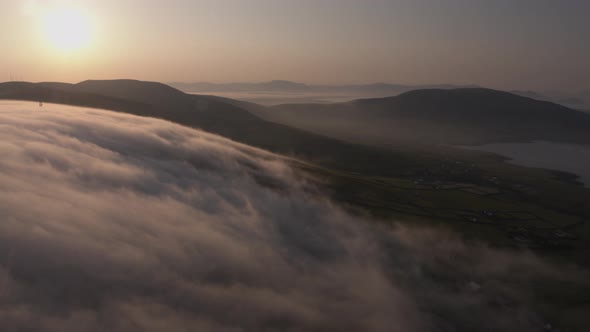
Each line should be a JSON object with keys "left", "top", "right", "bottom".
{"left": 0, "top": 102, "right": 584, "bottom": 331}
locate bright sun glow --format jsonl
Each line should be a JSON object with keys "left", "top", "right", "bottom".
{"left": 42, "top": 8, "right": 92, "bottom": 52}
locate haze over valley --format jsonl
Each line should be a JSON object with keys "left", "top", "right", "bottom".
{"left": 171, "top": 80, "right": 590, "bottom": 110}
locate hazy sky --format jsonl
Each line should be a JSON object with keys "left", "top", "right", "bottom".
{"left": 1, "top": 0, "right": 589, "bottom": 91}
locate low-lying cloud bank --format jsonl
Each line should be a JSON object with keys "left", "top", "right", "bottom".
{"left": 0, "top": 102, "right": 585, "bottom": 331}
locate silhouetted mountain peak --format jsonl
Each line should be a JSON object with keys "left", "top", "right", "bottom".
{"left": 357, "top": 88, "right": 573, "bottom": 111}
{"left": 78, "top": 79, "right": 181, "bottom": 90}
{"left": 75, "top": 79, "right": 186, "bottom": 106}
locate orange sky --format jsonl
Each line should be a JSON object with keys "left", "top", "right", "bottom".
{"left": 1, "top": 0, "right": 589, "bottom": 91}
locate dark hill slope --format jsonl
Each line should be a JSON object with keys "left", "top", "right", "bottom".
{"left": 266, "top": 88, "right": 590, "bottom": 145}
{"left": 0, "top": 80, "right": 423, "bottom": 177}
{"left": 0, "top": 81, "right": 152, "bottom": 113}
{"left": 4, "top": 80, "right": 278, "bottom": 138}
{"left": 71, "top": 79, "right": 264, "bottom": 134}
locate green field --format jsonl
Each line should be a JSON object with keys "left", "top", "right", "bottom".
{"left": 289, "top": 144, "right": 590, "bottom": 331}
{"left": 292, "top": 143, "right": 590, "bottom": 267}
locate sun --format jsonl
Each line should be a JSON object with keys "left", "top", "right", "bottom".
{"left": 42, "top": 8, "right": 92, "bottom": 52}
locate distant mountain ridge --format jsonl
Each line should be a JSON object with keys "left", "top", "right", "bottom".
{"left": 262, "top": 88, "right": 590, "bottom": 145}
{"left": 170, "top": 80, "right": 478, "bottom": 95}
{"left": 171, "top": 80, "right": 311, "bottom": 93}
{"left": 170, "top": 81, "right": 590, "bottom": 110}
{"left": 511, "top": 89, "right": 590, "bottom": 111}
{"left": 3, "top": 81, "right": 588, "bottom": 147}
